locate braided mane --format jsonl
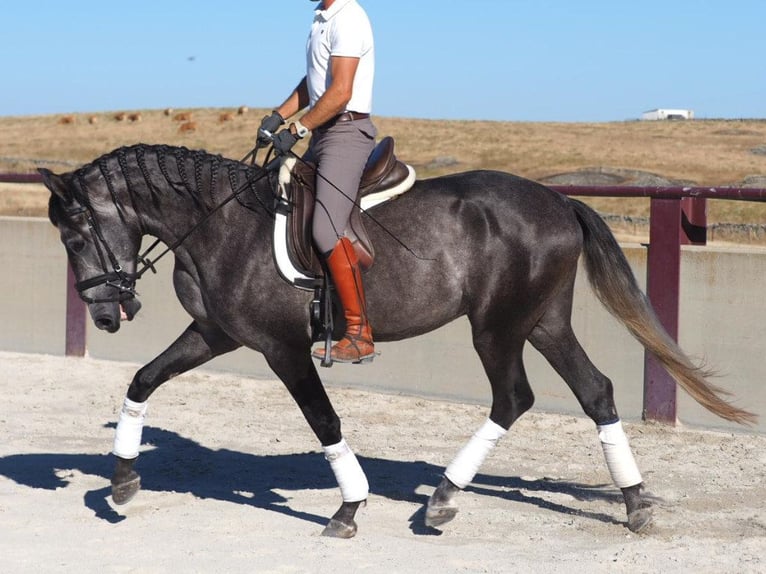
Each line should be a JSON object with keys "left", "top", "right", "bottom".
{"left": 72, "top": 144, "right": 274, "bottom": 216}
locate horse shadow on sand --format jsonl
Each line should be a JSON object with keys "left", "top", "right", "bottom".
{"left": 0, "top": 425, "right": 640, "bottom": 534}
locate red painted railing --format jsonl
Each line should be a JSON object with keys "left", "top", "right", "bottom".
{"left": 0, "top": 173, "right": 44, "bottom": 183}
{"left": 4, "top": 172, "right": 766, "bottom": 424}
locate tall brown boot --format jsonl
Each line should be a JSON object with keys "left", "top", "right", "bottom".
{"left": 312, "top": 237, "right": 375, "bottom": 364}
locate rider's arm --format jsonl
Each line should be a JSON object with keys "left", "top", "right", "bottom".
{"left": 295, "top": 56, "right": 359, "bottom": 131}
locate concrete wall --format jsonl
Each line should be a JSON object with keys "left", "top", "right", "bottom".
{"left": 0, "top": 217, "right": 67, "bottom": 354}
{"left": 2, "top": 217, "right": 764, "bottom": 434}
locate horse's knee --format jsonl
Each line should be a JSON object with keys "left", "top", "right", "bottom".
{"left": 126, "top": 373, "right": 152, "bottom": 403}
{"left": 126, "top": 366, "right": 166, "bottom": 403}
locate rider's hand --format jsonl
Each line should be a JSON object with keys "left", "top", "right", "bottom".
{"left": 257, "top": 111, "right": 284, "bottom": 144}
{"left": 272, "top": 129, "right": 299, "bottom": 156}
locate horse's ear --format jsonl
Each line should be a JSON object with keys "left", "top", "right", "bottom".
{"left": 38, "top": 168, "right": 72, "bottom": 202}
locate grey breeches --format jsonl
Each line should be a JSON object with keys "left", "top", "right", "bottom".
{"left": 304, "top": 118, "right": 377, "bottom": 254}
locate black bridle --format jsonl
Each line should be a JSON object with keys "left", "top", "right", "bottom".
{"left": 66, "top": 201, "right": 141, "bottom": 304}
{"left": 67, "top": 146, "right": 274, "bottom": 305}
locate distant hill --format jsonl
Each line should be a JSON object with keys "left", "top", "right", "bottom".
{"left": 2, "top": 109, "right": 766, "bottom": 242}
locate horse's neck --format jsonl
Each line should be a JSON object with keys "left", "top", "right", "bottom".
{"left": 125, "top": 146, "right": 262, "bottom": 244}
{"left": 86, "top": 145, "right": 271, "bottom": 258}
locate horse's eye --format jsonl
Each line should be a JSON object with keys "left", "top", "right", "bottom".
{"left": 68, "top": 239, "right": 86, "bottom": 254}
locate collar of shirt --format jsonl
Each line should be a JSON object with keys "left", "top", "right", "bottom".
{"left": 315, "top": 0, "right": 355, "bottom": 22}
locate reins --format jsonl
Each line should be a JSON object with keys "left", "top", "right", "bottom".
{"left": 136, "top": 137, "right": 432, "bottom": 283}
{"left": 69, "top": 136, "right": 428, "bottom": 305}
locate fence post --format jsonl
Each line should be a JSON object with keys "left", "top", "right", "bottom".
{"left": 643, "top": 198, "right": 682, "bottom": 423}
{"left": 65, "top": 263, "right": 86, "bottom": 356}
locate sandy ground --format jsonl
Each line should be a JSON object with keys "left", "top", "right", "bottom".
{"left": 1, "top": 351, "right": 764, "bottom": 573}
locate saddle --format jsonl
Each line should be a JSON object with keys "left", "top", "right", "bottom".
{"left": 274, "top": 136, "right": 415, "bottom": 289}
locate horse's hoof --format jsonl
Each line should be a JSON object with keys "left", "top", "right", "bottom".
{"left": 425, "top": 504, "right": 459, "bottom": 528}
{"left": 111, "top": 472, "right": 141, "bottom": 505}
{"left": 627, "top": 507, "right": 654, "bottom": 534}
{"left": 321, "top": 518, "right": 358, "bottom": 539}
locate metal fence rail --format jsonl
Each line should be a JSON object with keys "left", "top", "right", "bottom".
{"left": 0, "top": 173, "right": 45, "bottom": 183}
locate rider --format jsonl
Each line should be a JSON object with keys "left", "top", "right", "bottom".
{"left": 259, "top": 0, "right": 377, "bottom": 364}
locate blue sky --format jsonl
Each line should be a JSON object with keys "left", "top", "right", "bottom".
{"left": 2, "top": 0, "right": 764, "bottom": 122}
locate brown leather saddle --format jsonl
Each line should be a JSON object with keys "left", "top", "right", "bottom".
{"left": 276, "top": 136, "right": 413, "bottom": 283}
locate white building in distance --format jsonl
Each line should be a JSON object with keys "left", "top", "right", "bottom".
{"left": 641, "top": 108, "right": 694, "bottom": 120}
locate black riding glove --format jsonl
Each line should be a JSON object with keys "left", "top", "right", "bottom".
{"left": 257, "top": 111, "right": 284, "bottom": 144}
{"left": 272, "top": 129, "right": 299, "bottom": 156}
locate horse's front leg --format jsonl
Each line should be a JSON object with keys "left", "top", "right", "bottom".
{"left": 111, "top": 321, "right": 240, "bottom": 505}
{"left": 265, "top": 348, "right": 368, "bottom": 538}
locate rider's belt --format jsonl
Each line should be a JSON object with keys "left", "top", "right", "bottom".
{"left": 320, "top": 111, "right": 370, "bottom": 130}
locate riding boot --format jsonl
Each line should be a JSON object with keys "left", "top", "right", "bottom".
{"left": 312, "top": 237, "right": 375, "bottom": 364}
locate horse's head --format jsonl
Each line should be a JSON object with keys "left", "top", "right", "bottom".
{"left": 41, "top": 167, "right": 142, "bottom": 333}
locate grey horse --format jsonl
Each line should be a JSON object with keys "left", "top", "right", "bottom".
{"left": 41, "top": 143, "right": 753, "bottom": 538}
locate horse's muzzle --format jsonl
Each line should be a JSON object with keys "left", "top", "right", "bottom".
{"left": 90, "top": 298, "right": 142, "bottom": 333}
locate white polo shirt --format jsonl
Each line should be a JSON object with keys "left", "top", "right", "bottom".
{"left": 306, "top": 0, "right": 374, "bottom": 114}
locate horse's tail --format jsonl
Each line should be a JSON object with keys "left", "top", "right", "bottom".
{"left": 569, "top": 198, "right": 756, "bottom": 425}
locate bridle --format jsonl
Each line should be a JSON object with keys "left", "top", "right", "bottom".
{"left": 65, "top": 201, "right": 141, "bottom": 304}
{"left": 66, "top": 146, "right": 275, "bottom": 305}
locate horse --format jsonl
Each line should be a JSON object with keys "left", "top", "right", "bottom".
{"left": 40, "top": 143, "right": 754, "bottom": 538}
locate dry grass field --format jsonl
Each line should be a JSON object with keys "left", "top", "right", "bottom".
{"left": 1, "top": 108, "right": 766, "bottom": 241}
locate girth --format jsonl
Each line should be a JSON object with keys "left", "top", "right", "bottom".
{"left": 276, "top": 136, "right": 414, "bottom": 284}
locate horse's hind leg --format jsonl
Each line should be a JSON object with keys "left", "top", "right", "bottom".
{"left": 528, "top": 301, "right": 652, "bottom": 533}
{"left": 427, "top": 328, "right": 533, "bottom": 528}
{"left": 111, "top": 321, "right": 240, "bottom": 505}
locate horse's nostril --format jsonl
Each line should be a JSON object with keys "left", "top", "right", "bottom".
{"left": 95, "top": 317, "right": 115, "bottom": 331}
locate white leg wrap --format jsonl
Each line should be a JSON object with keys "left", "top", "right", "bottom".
{"left": 445, "top": 418, "right": 507, "bottom": 489}
{"left": 112, "top": 398, "right": 147, "bottom": 459}
{"left": 597, "top": 420, "right": 642, "bottom": 488}
{"left": 323, "top": 439, "right": 369, "bottom": 503}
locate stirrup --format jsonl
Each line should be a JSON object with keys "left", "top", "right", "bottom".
{"left": 309, "top": 273, "right": 335, "bottom": 368}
